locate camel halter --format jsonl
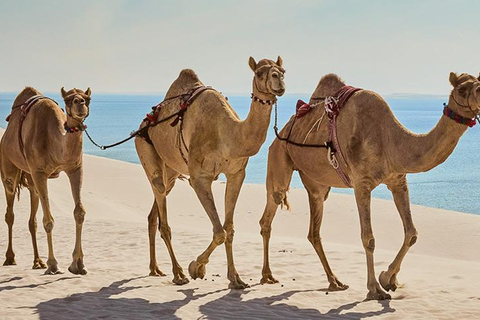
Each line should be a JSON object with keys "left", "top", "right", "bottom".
{"left": 251, "top": 64, "right": 284, "bottom": 105}
{"left": 443, "top": 89, "right": 479, "bottom": 127}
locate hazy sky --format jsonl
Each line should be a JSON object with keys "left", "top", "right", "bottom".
{"left": 1, "top": 0, "right": 479, "bottom": 95}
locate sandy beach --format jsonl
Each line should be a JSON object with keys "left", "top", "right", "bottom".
{"left": 1, "top": 126, "right": 480, "bottom": 319}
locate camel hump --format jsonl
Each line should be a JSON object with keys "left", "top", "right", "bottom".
{"left": 12, "top": 86, "right": 42, "bottom": 108}
{"left": 165, "top": 69, "right": 204, "bottom": 99}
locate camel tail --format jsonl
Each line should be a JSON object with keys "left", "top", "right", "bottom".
{"left": 280, "top": 192, "right": 291, "bottom": 211}
{"left": 15, "top": 171, "right": 29, "bottom": 201}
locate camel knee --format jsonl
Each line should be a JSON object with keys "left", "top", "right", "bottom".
{"left": 307, "top": 232, "right": 321, "bottom": 245}
{"left": 406, "top": 230, "right": 418, "bottom": 247}
{"left": 43, "top": 217, "right": 54, "bottom": 233}
{"left": 28, "top": 217, "right": 38, "bottom": 233}
{"left": 362, "top": 236, "right": 375, "bottom": 253}
{"left": 151, "top": 172, "right": 166, "bottom": 194}
{"left": 224, "top": 223, "right": 234, "bottom": 243}
{"left": 5, "top": 210, "right": 14, "bottom": 226}
{"left": 213, "top": 230, "right": 226, "bottom": 245}
{"left": 73, "top": 204, "right": 86, "bottom": 224}
{"left": 160, "top": 224, "right": 172, "bottom": 241}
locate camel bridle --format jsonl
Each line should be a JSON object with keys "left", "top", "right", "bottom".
{"left": 444, "top": 82, "right": 480, "bottom": 127}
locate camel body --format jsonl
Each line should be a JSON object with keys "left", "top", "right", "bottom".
{"left": 1, "top": 86, "right": 91, "bottom": 275}
{"left": 260, "top": 73, "right": 480, "bottom": 300}
{"left": 136, "top": 57, "right": 285, "bottom": 288}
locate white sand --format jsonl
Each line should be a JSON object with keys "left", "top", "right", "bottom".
{"left": 1, "top": 127, "right": 480, "bottom": 319}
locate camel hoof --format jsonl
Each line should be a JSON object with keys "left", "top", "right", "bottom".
{"left": 149, "top": 266, "right": 166, "bottom": 277}
{"left": 32, "top": 259, "right": 47, "bottom": 269}
{"left": 328, "top": 281, "right": 349, "bottom": 291}
{"left": 188, "top": 260, "right": 205, "bottom": 280}
{"left": 69, "top": 265, "right": 88, "bottom": 275}
{"left": 44, "top": 266, "right": 64, "bottom": 275}
{"left": 173, "top": 276, "right": 190, "bottom": 285}
{"left": 260, "top": 275, "right": 279, "bottom": 284}
{"left": 366, "top": 285, "right": 391, "bottom": 300}
{"left": 228, "top": 281, "right": 250, "bottom": 289}
{"left": 3, "top": 258, "right": 17, "bottom": 266}
{"left": 379, "top": 271, "right": 397, "bottom": 292}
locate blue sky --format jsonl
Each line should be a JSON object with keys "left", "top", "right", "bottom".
{"left": 0, "top": 0, "right": 479, "bottom": 94}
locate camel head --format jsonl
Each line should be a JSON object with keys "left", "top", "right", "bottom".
{"left": 61, "top": 87, "right": 91, "bottom": 122}
{"left": 448, "top": 72, "right": 480, "bottom": 119}
{"left": 310, "top": 74, "right": 346, "bottom": 102}
{"left": 249, "top": 56, "right": 285, "bottom": 97}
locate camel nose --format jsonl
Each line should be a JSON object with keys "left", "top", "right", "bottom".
{"left": 74, "top": 97, "right": 85, "bottom": 104}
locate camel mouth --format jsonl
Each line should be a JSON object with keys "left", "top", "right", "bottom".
{"left": 273, "top": 88, "right": 285, "bottom": 96}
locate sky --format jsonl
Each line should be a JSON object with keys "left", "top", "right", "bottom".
{"left": 0, "top": 0, "right": 479, "bottom": 95}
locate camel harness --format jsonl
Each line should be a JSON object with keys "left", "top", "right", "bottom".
{"left": 274, "top": 86, "right": 361, "bottom": 188}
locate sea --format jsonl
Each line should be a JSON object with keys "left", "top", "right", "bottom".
{"left": 1, "top": 92, "right": 479, "bottom": 216}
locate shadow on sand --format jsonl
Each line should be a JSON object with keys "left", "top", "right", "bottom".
{"left": 0, "top": 276, "right": 78, "bottom": 293}
{"left": 33, "top": 278, "right": 395, "bottom": 320}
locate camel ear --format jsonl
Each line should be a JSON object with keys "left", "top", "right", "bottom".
{"left": 61, "top": 87, "right": 68, "bottom": 98}
{"left": 85, "top": 87, "right": 91, "bottom": 96}
{"left": 276, "top": 56, "right": 283, "bottom": 67}
{"left": 449, "top": 72, "right": 458, "bottom": 87}
{"left": 249, "top": 56, "right": 257, "bottom": 72}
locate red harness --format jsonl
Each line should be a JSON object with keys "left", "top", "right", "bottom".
{"left": 290, "top": 86, "right": 361, "bottom": 187}
{"left": 142, "top": 86, "right": 216, "bottom": 164}
{"left": 324, "top": 86, "right": 361, "bottom": 187}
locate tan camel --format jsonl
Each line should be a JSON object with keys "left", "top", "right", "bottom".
{"left": 135, "top": 56, "right": 285, "bottom": 288}
{"left": 259, "top": 72, "right": 480, "bottom": 300}
{"left": 1, "top": 86, "right": 92, "bottom": 275}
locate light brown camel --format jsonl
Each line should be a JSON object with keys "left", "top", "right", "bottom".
{"left": 1, "top": 86, "right": 92, "bottom": 275}
{"left": 259, "top": 72, "right": 480, "bottom": 300}
{"left": 135, "top": 56, "right": 285, "bottom": 288}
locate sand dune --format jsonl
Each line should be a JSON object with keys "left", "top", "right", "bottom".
{"left": 1, "top": 128, "right": 480, "bottom": 319}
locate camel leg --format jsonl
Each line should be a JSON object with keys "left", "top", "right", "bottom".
{"left": 379, "top": 176, "right": 418, "bottom": 292}
{"left": 299, "top": 172, "right": 348, "bottom": 291}
{"left": 1, "top": 164, "right": 20, "bottom": 266}
{"left": 31, "top": 171, "right": 62, "bottom": 275}
{"left": 260, "top": 140, "right": 294, "bottom": 284}
{"left": 224, "top": 169, "right": 248, "bottom": 289}
{"left": 188, "top": 174, "right": 225, "bottom": 281}
{"left": 147, "top": 202, "right": 166, "bottom": 277}
{"left": 157, "top": 167, "right": 189, "bottom": 285}
{"left": 25, "top": 174, "right": 47, "bottom": 269}
{"left": 136, "top": 137, "right": 168, "bottom": 277}
{"left": 354, "top": 181, "right": 390, "bottom": 300}
{"left": 66, "top": 167, "right": 87, "bottom": 275}
{"left": 136, "top": 138, "right": 187, "bottom": 284}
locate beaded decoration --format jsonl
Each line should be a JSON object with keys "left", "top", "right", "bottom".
{"left": 442, "top": 104, "right": 476, "bottom": 127}
{"left": 64, "top": 122, "right": 87, "bottom": 133}
{"left": 251, "top": 93, "right": 275, "bottom": 105}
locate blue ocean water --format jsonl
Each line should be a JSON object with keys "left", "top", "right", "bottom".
{"left": 1, "top": 92, "right": 479, "bottom": 215}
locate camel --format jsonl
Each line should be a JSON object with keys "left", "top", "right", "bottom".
{"left": 135, "top": 56, "right": 285, "bottom": 288}
{"left": 1, "top": 86, "right": 92, "bottom": 275}
{"left": 259, "top": 72, "right": 480, "bottom": 300}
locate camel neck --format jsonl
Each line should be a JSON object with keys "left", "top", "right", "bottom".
{"left": 389, "top": 110, "right": 468, "bottom": 173}
{"left": 230, "top": 95, "right": 274, "bottom": 158}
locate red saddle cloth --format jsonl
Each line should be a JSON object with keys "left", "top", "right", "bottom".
{"left": 295, "top": 99, "right": 312, "bottom": 118}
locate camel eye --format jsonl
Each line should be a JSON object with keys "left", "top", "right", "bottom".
{"left": 272, "top": 73, "right": 278, "bottom": 78}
